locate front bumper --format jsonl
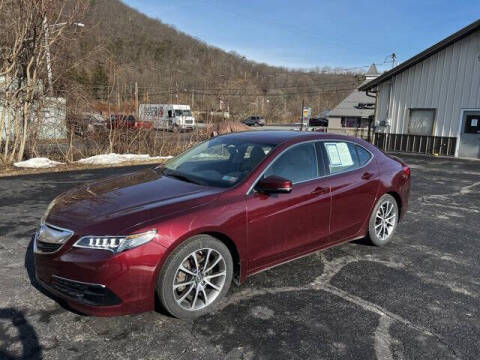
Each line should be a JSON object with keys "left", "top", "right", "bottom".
{"left": 48, "top": 275, "right": 121, "bottom": 306}
{"left": 33, "top": 231, "right": 168, "bottom": 316}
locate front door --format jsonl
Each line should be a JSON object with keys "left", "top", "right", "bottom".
{"left": 246, "top": 142, "right": 331, "bottom": 272}
{"left": 458, "top": 111, "right": 480, "bottom": 159}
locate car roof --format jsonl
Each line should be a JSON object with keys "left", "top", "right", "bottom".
{"left": 216, "top": 130, "right": 363, "bottom": 146}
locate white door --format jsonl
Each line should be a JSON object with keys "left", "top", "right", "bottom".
{"left": 458, "top": 111, "right": 480, "bottom": 159}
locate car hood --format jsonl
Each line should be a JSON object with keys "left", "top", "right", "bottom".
{"left": 46, "top": 168, "right": 222, "bottom": 234}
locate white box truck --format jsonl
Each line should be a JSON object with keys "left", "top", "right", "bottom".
{"left": 139, "top": 104, "right": 195, "bottom": 131}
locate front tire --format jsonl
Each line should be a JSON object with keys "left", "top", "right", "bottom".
{"left": 157, "top": 235, "right": 233, "bottom": 320}
{"left": 367, "top": 194, "right": 399, "bottom": 246}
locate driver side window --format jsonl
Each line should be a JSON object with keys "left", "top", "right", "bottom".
{"left": 264, "top": 143, "right": 318, "bottom": 183}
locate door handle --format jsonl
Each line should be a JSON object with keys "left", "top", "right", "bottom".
{"left": 361, "top": 172, "right": 373, "bottom": 180}
{"left": 312, "top": 186, "right": 329, "bottom": 195}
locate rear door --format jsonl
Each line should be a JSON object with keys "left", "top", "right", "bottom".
{"left": 318, "top": 141, "right": 379, "bottom": 243}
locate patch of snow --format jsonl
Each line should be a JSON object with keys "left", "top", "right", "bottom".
{"left": 14, "top": 157, "right": 64, "bottom": 168}
{"left": 77, "top": 153, "right": 173, "bottom": 165}
{"left": 192, "top": 153, "right": 226, "bottom": 159}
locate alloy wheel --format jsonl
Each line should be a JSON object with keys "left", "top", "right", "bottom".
{"left": 374, "top": 200, "right": 397, "bottom": 241}
{"left": 173, "top": 248, "right": 227, "bottom": 311}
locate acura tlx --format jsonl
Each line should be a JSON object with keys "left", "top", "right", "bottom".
{"left": 34, "top": 131, "right": 410, "bottom": 319}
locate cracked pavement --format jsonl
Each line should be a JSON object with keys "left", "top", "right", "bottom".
{"left": 0, "top": 154, "right": 479, "bottom": 359}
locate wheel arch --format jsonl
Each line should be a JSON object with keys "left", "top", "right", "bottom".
{"left": 386, "top": 191, "right": 403, "bottom": 220}
{"left": 202, "top": 231, "right": 242, "bottom": 285}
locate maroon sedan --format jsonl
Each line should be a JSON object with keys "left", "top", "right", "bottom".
{"left": 34, "top": 131, "right": 410, "bottom": 319}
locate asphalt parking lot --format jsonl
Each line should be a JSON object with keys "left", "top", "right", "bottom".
{"left": 0, "top": 154, "right": 479, "bottom": 359}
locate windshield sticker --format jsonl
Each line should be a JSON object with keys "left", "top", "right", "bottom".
{"left": 222, "top": 175, "right": 238, "bottom": 183}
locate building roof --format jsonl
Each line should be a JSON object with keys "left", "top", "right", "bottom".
{"left": 312, "top": 110, "right": 330, "bottom": 119}
{"left": 360, "top": 18, "right": 480, "bottom": 91}
{"left": 365, "top": 63, "right": 379, "bottom": 77}
{"left": 327, "top": 81, "right": 376, "bottom": 118}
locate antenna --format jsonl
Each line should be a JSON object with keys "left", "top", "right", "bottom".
{"left": 391, "top": 53, "right": 398, "bottom": 69}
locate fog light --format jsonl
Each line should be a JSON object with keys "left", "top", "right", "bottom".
{"left": 74, "top": 230, "right": 157, "bottom": 253}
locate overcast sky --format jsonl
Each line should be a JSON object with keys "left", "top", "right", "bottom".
{"left": 124, "top": 0, "right": 480, "bottom": 71}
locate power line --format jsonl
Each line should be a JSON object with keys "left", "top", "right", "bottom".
{"left": 59, "top": 85, "right": 356, "bottom": 97}
{"left": 143, "top": 87, "right": 356, "bottom": 98}
{"left": 80, "top": 79, "right": 360, "bottom": 92}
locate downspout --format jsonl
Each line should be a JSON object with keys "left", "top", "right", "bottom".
{"left": 366, "top": 89, "right": 377, "bottom": 143}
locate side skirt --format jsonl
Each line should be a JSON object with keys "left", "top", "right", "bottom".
{"left": 245, "top": 234, "right": 365, "bottom": 279}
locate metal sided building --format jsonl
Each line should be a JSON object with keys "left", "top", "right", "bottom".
{"left": 360, "top": 19, "right": 480, "bottom": 159}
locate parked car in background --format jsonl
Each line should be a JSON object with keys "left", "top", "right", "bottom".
{"left": 309, "top": 116, "right": 328, "bottom": 127}
{"left": 34, "top": 131, "right": 410, "bottom": 320}
{"left": 107, "top": 114, "right": 136, "bottom": 129}
{"left": 242, "top": 115, "right": 265, "bottom": 126}
{"left": 68, "top": 113, "right": 105, "bottom": 136}
{"left": 135, "top": 119, "right": 154, "bottom": 129}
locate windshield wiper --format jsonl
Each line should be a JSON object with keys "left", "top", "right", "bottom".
{"left": 162, "top": 169, "right": 201, "bottom": 185}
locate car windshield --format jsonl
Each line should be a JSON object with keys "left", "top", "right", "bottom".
{"left": 162, "top": 137, "right": 276, "bottom": 187}
{"left": 175, "top": 110, "right": 192, "bottom": 116}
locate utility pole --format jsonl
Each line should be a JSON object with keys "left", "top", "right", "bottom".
{"left": 117, "top": 79, "right": 121, "bottom": 110}
{"left": 300, "top": 98, "right": 304, "bottom": 131}
{"left": 134, "top": 82, "right": 139, "bottom": 117}
{"left": 42, "top": 18, "right": 85, "bottom": 97}
{"left": 203, "top": 79, "right": 206, "bottom": 106}
{"left": 191, "top": 89, "right": 195, "bottom": 108}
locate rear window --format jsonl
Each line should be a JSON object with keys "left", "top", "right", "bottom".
{"left": 355, "top": 145, "right": 372, "bottom": 166}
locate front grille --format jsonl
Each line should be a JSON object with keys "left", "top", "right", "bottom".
{"left": 51, "top": 276, "right": 122, "bottom": 306}
{"left": 35, "top": 223, "right": 73, "bottom": 254}
{"left": 36, "top": 241, "right": 63, "bottom": 253}
{"left": 185, "top": 120, "right": 193, "bottom": 124}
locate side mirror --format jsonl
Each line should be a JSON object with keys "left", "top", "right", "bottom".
{"left": 256, "top": 175, "right": 293, "bottom": 194}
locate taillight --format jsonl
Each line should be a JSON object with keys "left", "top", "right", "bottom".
{"left": 403, "top": 165, "right": 411, "bottom": 177}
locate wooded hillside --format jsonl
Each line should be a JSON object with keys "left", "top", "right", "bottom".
{"left": 62, "top": 0, "right": 361, "bottom": 121}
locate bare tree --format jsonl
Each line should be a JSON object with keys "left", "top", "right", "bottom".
{"left": 0, "top": 0, "right": 88, "bottom": 165}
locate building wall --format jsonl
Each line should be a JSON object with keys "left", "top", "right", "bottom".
{"left": 375, "top": 29, "right": 480, "bottom": 138}
{"left": 0, "top": 97, "right": 67, "bottom": 141}
{"left": 327, "top": 116, "right": 342, "bottom": 128}
{"left": 326, "top": 116, "right": 370, "bottom": 138}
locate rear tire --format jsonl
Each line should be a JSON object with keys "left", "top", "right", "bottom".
{"left": 157, "top": 235, "right": 233, "bottom": 320}
{"left": 367, "top": 194, "right": 399, "bottom": 246}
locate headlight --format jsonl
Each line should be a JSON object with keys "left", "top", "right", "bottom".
{"left": 73, "top": 229, "right": 157, "bottom": 253}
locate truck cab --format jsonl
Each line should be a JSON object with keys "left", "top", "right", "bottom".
{"left": 167, "top": 105, "right": 195, "bottom": 131}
